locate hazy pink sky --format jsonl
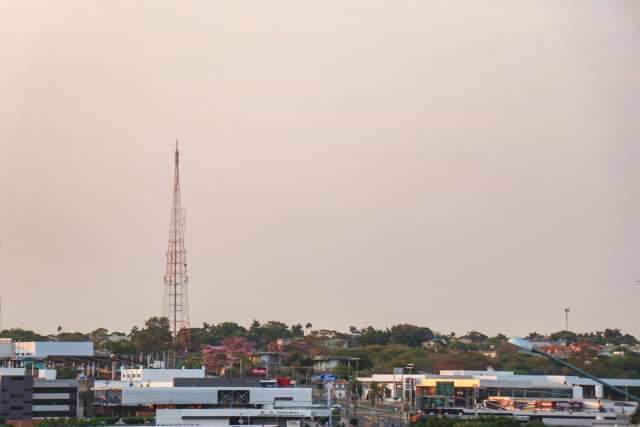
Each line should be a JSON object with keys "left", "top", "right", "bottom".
{"left": 1, "top": 1, "right": 639, "bottom": 337}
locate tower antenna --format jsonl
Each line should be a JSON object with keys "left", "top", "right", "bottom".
{"left": 162, "top": 140, "right": 191, "bottom": 352}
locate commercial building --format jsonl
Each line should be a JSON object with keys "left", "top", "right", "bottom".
{"left": 32, "top": 379, "right": 79, "bottom": 418}
{"left": 156, "top": 406, "right": 329, "bottom": 426}
{"left": 0, "top": 371, "right": 79, "bottom": 421}
{"left": 93, "top": 369, "right": 330, "bottom": 426}
{"left": 358, "top": 370, "right": 640, "bottom": 417}
{"left": 358, "top": 370, "right": 640, "bottom": 404}
{"left": 0, "top": 375, "right": 33, "bottom": 420}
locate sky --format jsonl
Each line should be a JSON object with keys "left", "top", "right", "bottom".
{"left": 1, "top": 1, "right": 639, "bottom": 337}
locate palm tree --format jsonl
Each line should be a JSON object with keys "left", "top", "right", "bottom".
{"left": 368, "top": 381, "right": 382, "bottom": 407}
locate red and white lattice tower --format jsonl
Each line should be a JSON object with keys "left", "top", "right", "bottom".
{"left": 162, "top": 141, "right": 190, "bottom": 344}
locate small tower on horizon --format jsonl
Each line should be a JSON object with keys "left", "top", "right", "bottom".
{"left": 162, "top": 141, "right": 190, "bottom": 347}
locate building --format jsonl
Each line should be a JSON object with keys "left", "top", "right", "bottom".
{"left": 156, "top": 406, "right": 328, "bottom": 426}
{"left": 32, "top": 378, "right": 79, "bottom": 418}
{"left": 359, "top": 370, "right": 640, "bottom": 411}
{"left": 0, "top": 371, "right": 79, "bottom": 421}
{"left": 322, "top": 338, "right": 349, "bottom": 350}
{"left": 93, "top": 371, "right": 330, "bottom": 426}
{"left": 0, "top": 340, "right": 94, "bottom": 360}
{"left": 358, "top": 374, "right": 429, "bottom": 401}
{"left": 312, "top": 356, "right": 359, "bottom": 372}
{"left": 0, "top": 374, "right": 33, "bottom": 420}
{"left": 251, "top": 352, "right": 282, "bottom": 368}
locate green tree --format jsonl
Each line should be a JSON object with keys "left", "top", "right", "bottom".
{"left": 367, "top": 381, "right": 383, "bottom": 406}
{"left": 291, "top": 323, "right": 304, "bottom": 337}
{"left": 462, "top": 331, "right": 488, "bottom": 344}
{"left": 131, "top": 317, "right": 172, "bottom": 353}
{"left": 357, "top": 326, "right": 390, "bottom": 346}
{"left": 89, "top": 328, "right": 109, "bottom": 340}
{"left": 548, "top": 330, "right": 579, "bottom": 343}
{"left": 104, "top": 339, "right": 136, "bottom": 356}
{"left": 57, "top": 332, "right": 90, "bottom": 341}
{"left": 56, "top": 366, "right": 77, "bottom": 379}
{"left": 0, "top": 328, "right": 48, "bottom": 341}
{"left": 389, "top": 324, "right": 434, "bottom": 347}
{"left": 248, "top": 320, "right": 291, "bottom": 346}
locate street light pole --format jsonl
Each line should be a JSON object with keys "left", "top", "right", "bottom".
{"left": 508, "top": 337, "right": 640, "bottom": 403}
{"left": 354, "top": 358, "right": 359, "bottom": 420}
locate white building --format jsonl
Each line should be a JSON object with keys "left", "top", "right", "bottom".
{"left": 93, "top": 372, "right": 330, "bottom": 427}
{"left": 120, "top": 367, "right": 205, "bottom": 383}
{"left": 13, "top": 341, "right": 93, "bottom": 358}
{"left": 358, "top": 370, "right": 640, "bottom": 405}
{"left": 0, "top": 367, "right": 27, "bottom": 376}
{"left": 157, "top": 407, "right": 328, "bottom": 426}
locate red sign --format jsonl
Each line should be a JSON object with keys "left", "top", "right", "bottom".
{"left": 251, "top": 367, "right": 267, "bottom": 377}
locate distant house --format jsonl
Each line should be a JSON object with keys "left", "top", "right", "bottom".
{"left": 313, "top": 356, "right": 358, "bottom": 371}
{"left": 250, "top": 352, "right": 282, "bottom": 367}
{"left": 481, "top": 350, "right": 497, "bottom": 359}
{"left": 628, "top": 346, "right": 640, "bottom": 355}
{"left": 106, "top": 333, "right": 129, "bottom": 343}
{"left": 323, "top": 338, "right": 349, "bottom": 350}
{"left": 538, "top": 344, "right": 571, "bottom": 358}
{"left": 313, "top": 330, "right": 339, "bottom": 338}
{"left": 529, "top": 339, "right": 567, "bottom": 350}
{"left": 568, "top": 340, "right": 602, "bottom": 354}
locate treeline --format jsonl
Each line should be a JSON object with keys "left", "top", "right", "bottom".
{"left": 1, "top": 320, "right": 637, "bottom": 353}
{"left": 1, "top": 320, "right": 639, "bottom": 379}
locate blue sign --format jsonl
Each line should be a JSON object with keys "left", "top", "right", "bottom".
{"left": 319, "top": 373, "right": 338, "bottom": 383}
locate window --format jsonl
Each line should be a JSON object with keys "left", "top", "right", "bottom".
{"left": 218, "top": 390, "right": 250, "bottom": 405}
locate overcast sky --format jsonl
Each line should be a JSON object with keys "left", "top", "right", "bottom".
{"left": 1, "top": 1, "right": 639, "bottom": 337}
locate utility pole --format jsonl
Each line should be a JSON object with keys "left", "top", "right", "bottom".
{"left": 327, "top": 382, "right": 333, "bottom": 427}
{"left": 564, "top": 307, "right": 570, "bottom": 331}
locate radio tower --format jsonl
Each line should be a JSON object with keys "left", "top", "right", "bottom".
{"left": 162, "top": 141, "right": 190, "bottom": 348}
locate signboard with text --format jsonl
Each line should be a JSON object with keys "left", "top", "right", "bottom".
{"left": 319, "top": 373, "right": 338, "bottom": 383}
{"left": 251, "top": 367, "right": 268, "bottom": 377}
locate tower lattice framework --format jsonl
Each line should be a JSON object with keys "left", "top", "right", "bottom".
{"left": 162, "top": 141, "right": 190, "bottom": 345}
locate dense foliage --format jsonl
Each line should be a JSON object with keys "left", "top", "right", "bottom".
{"left": 4, "top": 319, "right": 640, "bottom": 379}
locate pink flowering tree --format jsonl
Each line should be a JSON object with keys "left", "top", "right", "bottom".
{"left": 202, "top": 337, "right": 256, "bottom": 375}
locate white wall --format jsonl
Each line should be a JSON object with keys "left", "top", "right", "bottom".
{"left": 121, "top": 386, "right": 313, "bottom": 407}
{"left": 0, "top": 342, "right": 14, "bottom": 357}
{"left": 0, "top": 367, "right": 26, "bottom": 375}
{"left": 39, "top": 369, "right": 57, "bottom": 380}
{"left": 156, "top": 408, "right": 330, "bottom": 426}
{"left": 14, "top": 341, "right": 93, "bottom": 357}
{"left": 121, "top": 368, "right": 205, "bottom": 382}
